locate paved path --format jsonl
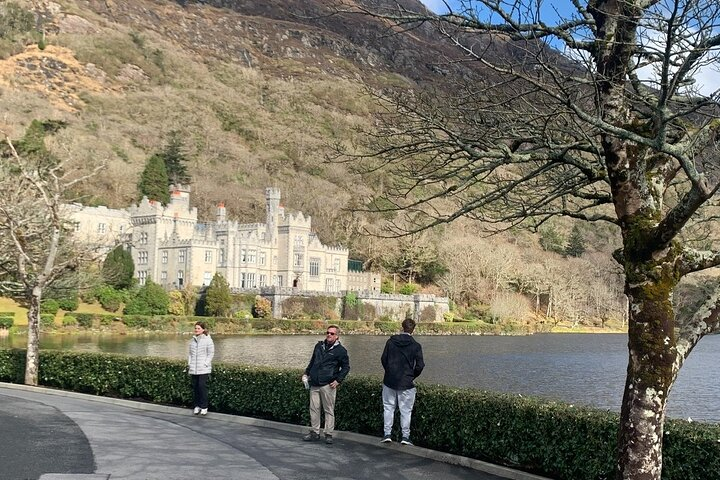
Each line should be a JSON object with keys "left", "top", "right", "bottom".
{"left": 0, "top": 383, "right": 550, "bottom": 480}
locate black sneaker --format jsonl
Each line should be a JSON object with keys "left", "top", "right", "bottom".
{"left": 325, "top": 434, "right": 333, "bottom": 445}
{"left": 400, "top": 437, "right": 413, "bottom": 446}
{"left": 381, "top": 435, "right": 392, "bottom": 443}
{"left": 303, "top": 432, "right": 320, "bottom": 442}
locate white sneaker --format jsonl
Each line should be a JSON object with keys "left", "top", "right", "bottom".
{"left": 193, "top": 407, "right": 200, "bottom": 415}
{"left": 200, "top": 408, "right": 208, "bottom": 416}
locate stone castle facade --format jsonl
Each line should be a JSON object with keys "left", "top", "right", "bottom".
{"left": 69, "top": 186, "right": 379, "bottom": 293}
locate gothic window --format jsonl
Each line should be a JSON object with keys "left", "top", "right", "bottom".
{"left": 259, "top": 251, "right": 266, "bottom": 265}
{"left": 97, "top": 223, "right": 106, "bottom": 234}
{"left": 293, "top": 253, "right": 303, "bottom": 267}
{"left": 204, "top": 250, "right": 212, "bottom": 263}
{"left": 162, "top": 251, "right": 168, "bottom": 264}
{"left": 310, "top": 258, "right": 320, "bottom": 277}
{"left": 138, "top": 270, "right": 147, "bottom": 286}
{"left": 178, "top": 250, "right": 186, "bottom": 263}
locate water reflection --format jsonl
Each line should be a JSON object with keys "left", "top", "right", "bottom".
{"left": 2, "top": 332, "right": 718, "bottom": 422}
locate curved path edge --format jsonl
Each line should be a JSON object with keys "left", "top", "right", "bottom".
{"left": 1, "top": 382, "right": 551, "bottom": 480}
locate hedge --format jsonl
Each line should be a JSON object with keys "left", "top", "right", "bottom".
{"left": 0, "top": 349, "right": 717, "bottom": 479}
{"left": 0, "top": 316, "right": 13, "bottom": 329}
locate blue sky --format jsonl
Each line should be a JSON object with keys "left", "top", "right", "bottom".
{"left": 419, "top": 1, "right": 719, "bottom": 96}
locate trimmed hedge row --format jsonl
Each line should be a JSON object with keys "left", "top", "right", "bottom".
{"left": 35, "top": 313, "right": 498, "bottom": 335}
{"left": 0, "top": 349, "right": 717, "bottom": 479}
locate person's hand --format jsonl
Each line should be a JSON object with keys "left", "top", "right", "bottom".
{"left": 330, "top": 380, "right": 339, "bottom": 389}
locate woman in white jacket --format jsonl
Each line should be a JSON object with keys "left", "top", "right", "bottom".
{"left": 188, "top": 321, "right": 215, "bottom": 415}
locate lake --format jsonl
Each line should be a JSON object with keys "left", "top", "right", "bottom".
{"left": 2, "top": 332, "right": 718, "bottom": 422}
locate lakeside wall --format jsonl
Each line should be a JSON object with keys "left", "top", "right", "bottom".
{"left": 233, "top": 287, "right": 450, "bottom": 322}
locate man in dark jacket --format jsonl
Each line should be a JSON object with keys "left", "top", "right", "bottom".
{"left": 380, "top": 318, "right": 424, "bottom": 445}
{"left": 302, "top": 325, "right": 350, "bottom": 445}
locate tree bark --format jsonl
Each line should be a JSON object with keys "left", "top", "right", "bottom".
{"left": 25, "top": 286, "right": 41, "bottom": 386}
{"left": 616, "top": 259, "right": 676, "bottom": 480}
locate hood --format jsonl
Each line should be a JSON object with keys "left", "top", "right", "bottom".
{"left": 390, "top": 334, "right": 414, "bottom": 347}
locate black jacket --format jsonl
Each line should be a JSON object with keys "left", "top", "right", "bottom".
{"left": 304, "top": 340, "right": 350, "bottom": 387}
{"left": 381, "top": 333, "right": 424, "bottom": 390}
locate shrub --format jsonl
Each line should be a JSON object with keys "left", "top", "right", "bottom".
{"left": 102, "top": 245, "right": 135, "bottom": 289}
{"left": 398, "top": 283, "right": 419, "bottom": 295}
{"left": 56, "top": 295, "right": 79, "bottom": 312}
{"left": 124, "top": 280, "right": 169, "bottom": 315}
{"left": 0, "top": 316, "right": 14, "bottom": 328}
{"left": 97, "top": 285, "right": 125, "bottom": 313}
{"left": 167, "top": 290, "right": 186, "bottom": 316}
{"left": 253, "top": 295, "right": 272, "bottom": 319}
{"left": 39, "top": 313, "right": 55, "bottom": 329}
{"left": 205, "top": 273, "right": 232, "bottom": 317}
{"left": 40, "top": 299, "right": 60, "bottom": 315}
{"left": 75, "top": 313, "right": 94, "bottom": 328}
{"left": 62, "top": 315, "right": 77, "bottom": 327}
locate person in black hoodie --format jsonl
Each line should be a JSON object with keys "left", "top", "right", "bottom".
{"left": 380, "top": 318, "right": 424, "bottom": 445}
{"left": 302, "top": 325, "right": 350, "bottom": 445}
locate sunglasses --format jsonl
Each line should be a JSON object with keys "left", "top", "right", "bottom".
{"left": 326, "top": 331, "right": 337, "bottom": 335}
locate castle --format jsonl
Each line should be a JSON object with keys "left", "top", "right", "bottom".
{"left": 68, "top": 186, "right": 380, "bottom": 293}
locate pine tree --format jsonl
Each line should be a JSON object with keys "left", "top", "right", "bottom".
{"left": 205, "top": 273, "right": 231, "bottom": 317}
{"left": 161, "top": 131, "right": 191, "bottom": 186}
{"left": 101, "top": 245, "right": 135, "bottom": 289}
{"left": 138, "top": 154, "right": 170, "bottom": 203}
{"left": 565, "top": 225, "right": 586, "bottom": 257}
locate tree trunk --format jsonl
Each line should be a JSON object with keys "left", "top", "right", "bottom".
{"left": 616, "top": 274, "right": 676, "bottom": 480}
{"left": 25, "top": 286, "right": 41, "bottom": 386}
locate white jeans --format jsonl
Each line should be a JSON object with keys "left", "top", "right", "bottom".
{"left": 382, "top": 384, "right": 417, "bottom": 438}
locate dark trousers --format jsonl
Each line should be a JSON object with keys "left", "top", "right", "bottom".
{"left": 191, "top": 374, "right": 210, "bottom": 408}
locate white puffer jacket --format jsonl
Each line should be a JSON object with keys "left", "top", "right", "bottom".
{"left": 188, "top": 334, "right": 215, "bottom": 375}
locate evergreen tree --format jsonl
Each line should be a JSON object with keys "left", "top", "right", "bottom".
{"left": 138, "top": 154, "right": 170, "bottom": 203}
{"left": 123, "top": 280, "right": 169, "bottom": 315}
{"left": 160, "top": 131, "right": 191, "bottom": 186}
{"left": 205, "top": 273, "right": 231, "bottom": 317}
{"left": 565, "top": 225, "right": 586, "bottom": 258}
{"left": 538, "top": 225, "right": 565, "bottom": 254}
{"left": 101, "top": 245, "right": 135, "bottom": 289}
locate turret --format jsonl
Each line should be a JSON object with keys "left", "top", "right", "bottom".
{"left": 216, "top": 202, "right": 226, "bottom": 223}
{"left": 265, "top": 187, "right": 281, "bottom": 242}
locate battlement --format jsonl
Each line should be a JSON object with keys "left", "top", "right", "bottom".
{"left": 282, "top": 211, "right": 312, "bottom": 228}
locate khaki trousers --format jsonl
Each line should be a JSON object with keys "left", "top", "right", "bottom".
{"left": 309, "top": 384, "right": 337, "bottom": 436}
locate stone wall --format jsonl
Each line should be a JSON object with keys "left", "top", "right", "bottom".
{"left": 249, "top": 287, "right": 449, "bottom": 322}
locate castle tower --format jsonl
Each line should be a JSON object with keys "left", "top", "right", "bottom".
{"left": 216, "top": 202, "right": 227, "bottom": 223}
{"left": 265, "top": 187, "right": 281, "bottom": 243}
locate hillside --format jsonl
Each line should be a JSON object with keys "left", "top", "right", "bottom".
{"left": 0, "top": 0, "right": 636, "bottom": 326}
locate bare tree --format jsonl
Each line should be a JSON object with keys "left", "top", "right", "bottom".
{"left": 0, "top": 124, "right": 103, "bottom": 385}
{"left": 339, "top": 1, "right": 720, "bottom": 478}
